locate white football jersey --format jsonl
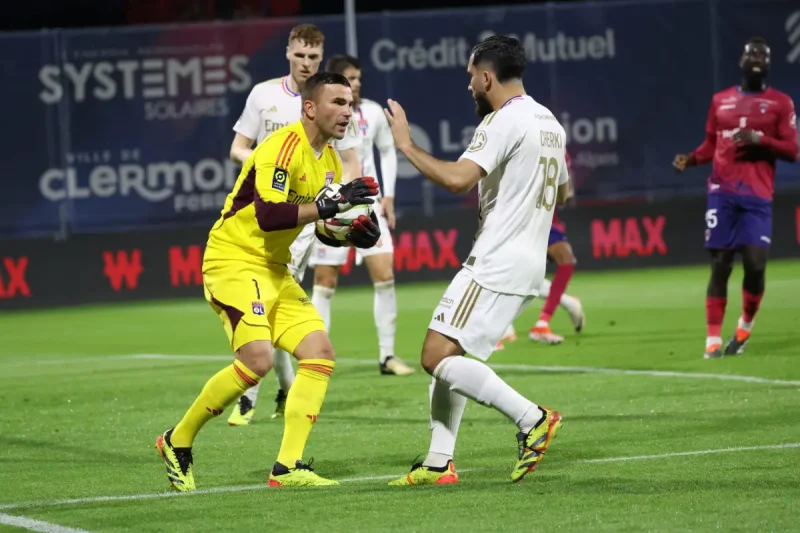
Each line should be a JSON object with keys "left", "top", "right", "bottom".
{"left": 459, "top": 95, "right": 569, "bottom": 297}
{"left": 233, "top": 76, "right": 361, "bottom": 152}
{"left": 353, "top": 98, "right": 397, "bottom": 198}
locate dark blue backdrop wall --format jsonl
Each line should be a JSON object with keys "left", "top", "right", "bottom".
{"left": 1, "top": 0, "right": 799, "bottom": 238}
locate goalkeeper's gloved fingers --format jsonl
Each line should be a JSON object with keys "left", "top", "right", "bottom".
{"left": 351, "top": 214, "right": 379, "bottom": 235}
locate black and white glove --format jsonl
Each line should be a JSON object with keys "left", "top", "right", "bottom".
{"left": 346, "top": 212, "right": 382, "bottom": 249}
{"left": 314, "top": 229, "right": 344, "bottom": 248}
{"left": 316, "top": 177, "right": 379, "bottom": 219}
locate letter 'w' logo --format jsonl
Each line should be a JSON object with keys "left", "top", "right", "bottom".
{"left": 787, "top": 11, "right": 800, "bottom": 63}
{"left": 103, "top": 250, "right": 143, "bottom": 291}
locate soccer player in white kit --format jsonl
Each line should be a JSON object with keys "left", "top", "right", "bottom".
{"left": 383, "top": 36, "right": 570, "bottom": 485}
{"left": 309, "top": 54, "right": 415, "bottom": 377}
{"left": 226, "top": 24, "right": 363, "bottom": 425}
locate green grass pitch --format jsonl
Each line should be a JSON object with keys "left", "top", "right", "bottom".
{"left": 1, "top": 260, "right": 799, "bottom": 532}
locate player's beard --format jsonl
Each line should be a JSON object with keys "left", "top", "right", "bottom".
{"left": 474, "top": 92, "right": 493, "bottom": 118}
{"left": 741, "top": 62, "right": 768, "bottom": 92}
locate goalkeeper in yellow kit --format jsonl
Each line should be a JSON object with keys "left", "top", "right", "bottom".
{"left": 156, "top": 72, "right": 381, "bottom": 490}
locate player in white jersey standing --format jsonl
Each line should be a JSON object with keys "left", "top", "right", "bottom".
{"left": 225, "top": 24, "right": 363, "bottom": 426}
{"left": 308, "top": 54, "right": 415, "bottom": 377}
{"left": 383, "top": 36, "right": 570, "bottom": 485}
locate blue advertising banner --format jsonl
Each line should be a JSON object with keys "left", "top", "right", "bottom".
{"left": 0, "top": 0, "right": 798, "bottom": 237}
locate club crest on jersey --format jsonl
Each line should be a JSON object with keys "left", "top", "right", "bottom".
{"left": 467, "top": 130, "right": 487, "bottom": 152}
{"left": 252, "top": 301, "right": 265, "bottom": 315}
{"left": 272, "top": 167, "right": 288, "bottom": 192}
{"left": 325, "top": 171, "right": 335, "bottom": 184}
{"left": 357, "top": 117, "right": 369, "bottom": 135}
{"left": 760, "top": 102, "right": 768, "bottom": 114}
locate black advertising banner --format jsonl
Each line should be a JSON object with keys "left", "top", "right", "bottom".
{"left": 2, "top": 193, "right": 799, "bottom": 311}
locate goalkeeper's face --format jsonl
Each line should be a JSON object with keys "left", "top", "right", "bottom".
{"left": 313, "top": 84, "right": 355, "bottom": 140}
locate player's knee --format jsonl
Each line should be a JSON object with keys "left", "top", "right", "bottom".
{"left": 367, "top": 254, "right": 394, "bottom": 283}
{"left": 549, "top": 242, "right": 576, "bottom": 265}
{"left": 420, "top": 350, "right": 443, "bottom": 375}
{"left": 741, "top": 247, "right": 767, "bottom": 274}
{"left": 314, "top": 344, "right": 336, "bottom": 361}
{"left": 420, "top": 330, "right": 462, "bottom": 374}
{"left": 710, "top": 252, "right": 734, "bottom": 278}
{"left": 314, "top": 267, "right": 338, "bottom": 289}
{"left": 236, "top": 341, "right": 274, "bottom": 377}
{"left": 372, "top": 272, "right": 394, "bottom": 285}
{"left": 294, "top": 330, "right": 336, "bottom": 362}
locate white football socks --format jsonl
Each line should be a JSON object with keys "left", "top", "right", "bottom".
{"left": 433, "top": 356, "right": 542, "bottom": 434}
{"left": 272, "top": 348, "right": 295, "bottom": 392}
{"left": 312, "top": 285, "right": 336, "bottom": 331}
{"left": 374, "top": 280, "right": 397, "bottom": 363}
{"left": 424, "top": 376, "right": 467, "bottom": 468}
{"left": 243, "top": 381, "right": 260, "bottom": 403}
{"left": 706, "top": 336, "right": 723, "bottom": 349}
{"left": 241, "top": 349, "right": 295, "bottom": 406}
{"left": 538, "top": 277, "right": 576, "bottom": 310}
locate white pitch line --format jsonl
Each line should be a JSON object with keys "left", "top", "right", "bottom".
{"left": 0, "top": 513, "right": 90, "bottom": 533}
{"left": 0, "top": 470, "right": 468, "bottom": 512}
{"left": 578, "top": 442, "right": 800, "bottom": 463}
{"left": 1, "top": 443, "right": 798, "bottom": 512}
{"left": 126, "top": 354, "right": 800, "bottom": 387}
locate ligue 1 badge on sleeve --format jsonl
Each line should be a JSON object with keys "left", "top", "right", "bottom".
{"left": 252, "top": 301, "right": 265, "bottom": 315}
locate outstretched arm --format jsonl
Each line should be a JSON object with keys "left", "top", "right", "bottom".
{"left": 384, "top": 99, "right": 486, "bottom": 194}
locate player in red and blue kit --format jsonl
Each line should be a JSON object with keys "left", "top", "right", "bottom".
{"left": 673, "top": 37, "right": 798, "bottom": 359}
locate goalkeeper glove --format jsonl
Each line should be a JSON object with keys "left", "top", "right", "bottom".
{"left": 346, "top": 212, "right": 382, "bottom": 249}
{"left": 314, "top": 229, "right": 344, "bottom": 248}
{"left": 316, "top": 177, "right": 379, "bottom": 219}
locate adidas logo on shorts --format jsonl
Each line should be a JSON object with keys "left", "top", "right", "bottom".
{"left": 434, "top": 313, "right": 445, "bottom": 322}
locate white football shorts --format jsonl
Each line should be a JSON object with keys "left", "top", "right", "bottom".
{"left": 288, "top": 223, "right": 317, "bottom": 283}
{"left": 428, "top": 268, "right": 534, "bottom": 361}
{"left": 309, "top": 202, "right": 394, "bottom": 267}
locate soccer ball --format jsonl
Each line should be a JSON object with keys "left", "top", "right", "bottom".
{"left": 315, "top": 183, "right": 374, "bottom": 242}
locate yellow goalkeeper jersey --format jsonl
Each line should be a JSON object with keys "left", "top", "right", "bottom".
{"left": 204, "top": 121, "right": 342, "bottom": 266}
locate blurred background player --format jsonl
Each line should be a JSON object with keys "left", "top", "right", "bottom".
{"left": 497, "top": 151, "right": 584, "bottom": 349}
{"left": 227, "top": 24, "right": 364, "bottom": 425}
{"left": 673, "top": 37, "right": 797, "bottom": 359}
{"left": 384, "top": 36, "right": 566, "bottom": 486}
{"left": 309, "top": 54, "right": 415, "bottom": 377}
{"left": 157, "top": 72, "right": 381, "bottom": 490}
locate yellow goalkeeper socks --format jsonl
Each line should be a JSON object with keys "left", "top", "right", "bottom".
{"left": 171, "top": 360, "right": 260, "bottom": 448}
{"left": 276, "top": 359, "right": 335, "bottom": 467}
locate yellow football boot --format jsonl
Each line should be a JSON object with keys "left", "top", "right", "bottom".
{"left": 267, "top": 460, "right": 339, "bottom": 487}
{"left": 227, "top": 395, "right": 255, "bottom": 426}
{"left": 388, "top": 460, "right": 459, "bottom": 486}
{"left": 511, "top": 407, "right": 562, "bottom": 483}
{"left": 155, "top": 429, "right": 195, "bottom": 492}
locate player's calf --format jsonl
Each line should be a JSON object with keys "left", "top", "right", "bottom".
{"left": 271, "top": 330, "right": 337, "bottom": 485}
{"left": 366, "top": 254, "right": 414, "bottom": 376}
{"left": 704, "top": 250, "right": 734, "bottom": 359}
{"left": 530, "top": 241, "right": 577, "bottom": 342}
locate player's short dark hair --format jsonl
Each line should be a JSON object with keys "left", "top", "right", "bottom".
{"left": 325, "top": 54, "right": 361, "bottom": 74}
{"left": 471, "top": 35, "right": 526, "bottom": 83}
{"left": 301, "top": 71, "right": 351, "bottom": 103}
{"left": 746, "top": 36, "right": 768, "bottom": 47}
